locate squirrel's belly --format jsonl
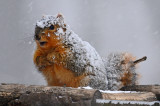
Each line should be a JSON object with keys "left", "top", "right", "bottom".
{"left": 42, "top": 64, "right": 86, "bottom": 88}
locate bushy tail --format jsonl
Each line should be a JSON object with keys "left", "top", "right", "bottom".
{"left": 103, "top": 52, "right": 147, "bottom": 90}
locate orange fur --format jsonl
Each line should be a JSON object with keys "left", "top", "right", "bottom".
{"left": 120, "top": 71, "right": 132, "bottom": 86}
{"left": 120, "top": 53, "right": 136, "bottom": 86}
{"left": 42, "top": 64, "right": 86, "bottom": 87}
{"left": 34, "top": 25, "right": 86, "bottom": 88}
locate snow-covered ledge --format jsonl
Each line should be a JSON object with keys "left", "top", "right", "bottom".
{"left": 0, "top": 83, "right": 159, "bottom": 106}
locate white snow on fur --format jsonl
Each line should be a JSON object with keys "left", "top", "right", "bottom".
{"left": 36, "top": 14, "right": 108, "bottom": 90}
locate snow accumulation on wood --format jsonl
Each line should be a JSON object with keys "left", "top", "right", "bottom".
{"left": 96, "top": 99, "right": 160, "bottom": 105}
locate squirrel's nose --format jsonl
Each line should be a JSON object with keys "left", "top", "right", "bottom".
{"left": 35, "top": 34, "right": 41, "bottom": 40}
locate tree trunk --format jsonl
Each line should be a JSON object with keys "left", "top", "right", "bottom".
{"left": 121, "top": 85, "right": 160, "bottom": 101}
{"left": 0, "top": 83, "right": 102, "bottom": 106}
{"left": 102, "top": 92, "right": 156, "bottom": 101}
{"left": 0, "top": 83, "right": 159, "bottom": 106}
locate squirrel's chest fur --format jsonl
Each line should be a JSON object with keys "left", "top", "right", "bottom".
{"left": 34, "top": 49, "right": 86, "bottom": 88}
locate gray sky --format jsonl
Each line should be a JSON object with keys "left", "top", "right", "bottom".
{"left": 0, "top": 0, "right": 160, "bottom": 85}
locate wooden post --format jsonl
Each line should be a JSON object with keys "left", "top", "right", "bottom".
{"left": 121, "top": 85, "right": 160, "bottom": 101}
{"left": 102, "top": 92, "right": 156, "bottom": 101}
{"left": 0, "top": 83, "right": 159, "bottom": 106}
{"left": 0, "top": 83, "right": 102, "bottom": 106}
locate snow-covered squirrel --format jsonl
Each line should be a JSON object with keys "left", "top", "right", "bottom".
{"left": 33, "top": 14, "right": 147, "bottom": 90}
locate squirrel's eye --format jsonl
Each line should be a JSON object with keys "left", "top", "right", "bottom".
{"left": 49, "top": 25, "right": 54, "bottom": 30}
{"left": 121, "top": 60, "right": 125, "bottom": 64}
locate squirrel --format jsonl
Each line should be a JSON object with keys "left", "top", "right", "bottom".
{"left": 33, "top": 14, "right": 147, "bottom": 90}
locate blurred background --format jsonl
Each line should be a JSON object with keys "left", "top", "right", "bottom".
{"left": 0, "top": 0, "right": 160, "bottom": 85}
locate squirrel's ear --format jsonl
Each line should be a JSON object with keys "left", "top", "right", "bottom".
{"left": 57, "top": 13, "right": 64, "bottom": 19}
{"left": 56, "top": 13, "right": 64, "bottom": 24}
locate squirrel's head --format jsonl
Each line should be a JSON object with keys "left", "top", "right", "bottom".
{"left": 34, "top": 14, "right": 67, "bottom": 50}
